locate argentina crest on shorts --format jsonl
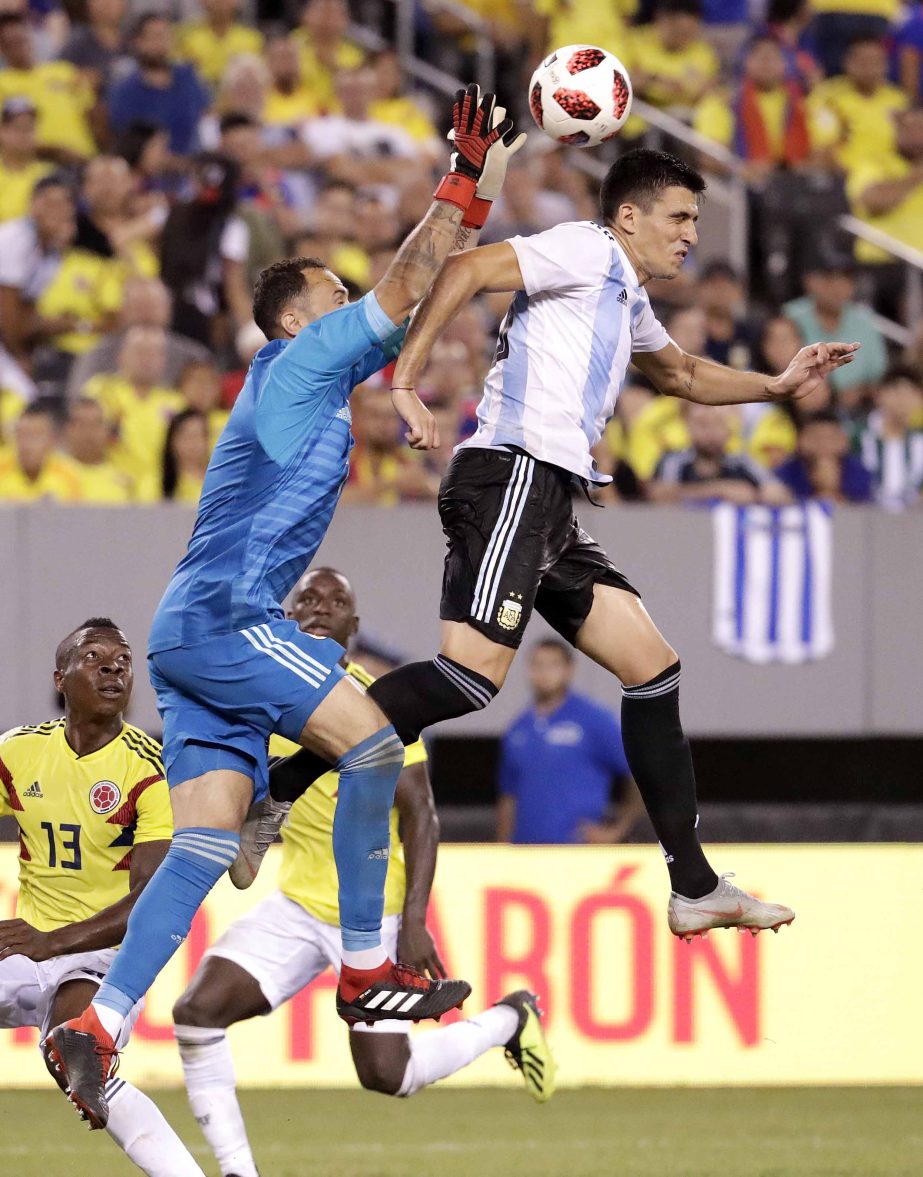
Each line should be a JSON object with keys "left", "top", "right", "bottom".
{"left": 497, "top": 593, "right": 524, "bottom": 631}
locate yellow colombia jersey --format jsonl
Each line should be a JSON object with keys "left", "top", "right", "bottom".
{"left": 175, "top": 21, "right": 264, "bottom": 87}
{"left": 270, "top": 661, "right": 427, "bottom": 927}
{"left": 0, "top": 719, "right": 173, "bottom": 933}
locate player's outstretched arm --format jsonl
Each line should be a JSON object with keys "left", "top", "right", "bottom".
{"left": 373, "top": 85, "right": 512, "bottom": 329}
{"left": 393, "top": 761, "right": 446, "bottom": 979}
{"left": 633, "top": 339, "right": 862, "bottom": 406}
{"left": 0, "top": 839, "right": 169, "bottom": 962}
{"left": 390, "top": 240, "right": 526, "bottom": 436}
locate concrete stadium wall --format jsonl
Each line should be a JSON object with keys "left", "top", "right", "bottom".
{"left": 0, "top": 503, "right": 920, "bottom": 737}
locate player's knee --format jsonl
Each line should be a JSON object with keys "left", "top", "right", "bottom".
{"left": 172, "top": 989, "right": 222, "bottom": 1028}
{"left": 352, "top": 1054, "right": 406, "bottom": 1096}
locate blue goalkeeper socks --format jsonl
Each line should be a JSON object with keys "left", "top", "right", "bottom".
{"left": 94, "top": 827, "right": 240, "bottom": 1020}
{"left": 333, "top": 727, "right": 405, "bottom": 955}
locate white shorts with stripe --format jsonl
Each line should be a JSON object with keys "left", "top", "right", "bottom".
{"left": 204, "top": 889, "right": 409, "bottom": 1035}
{"left": 0, "top": 948, "right": 142, "bottom": 1045}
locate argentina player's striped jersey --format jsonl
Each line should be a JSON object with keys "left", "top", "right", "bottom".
{"left": 149, "top": 292, "right": 404, "bottom": 652}
{"left": 459, "top": 221, "right": 670, "bottom": 484}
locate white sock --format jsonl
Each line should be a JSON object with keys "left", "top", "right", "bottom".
{"left": 175, "top": 1024, "right": 259, "bottom": 1177}
{"left": 105, "top": 1078, "right": 204, "bottom": 1176}
{"left": 341, "top": 944, "right": 387, "bottom": 970}
{"left": 397, "top": 1004, "right": 519, "bottom": 1097}
{"left": 92, "top": 1001, "right": 125, "bottom": 1041}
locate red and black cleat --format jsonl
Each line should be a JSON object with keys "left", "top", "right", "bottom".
{"left": 44, "top": 1005, "right": 119, "bottom": 1130}
{"left": 336, "top": 960, "right": 471, "bottom": 1025}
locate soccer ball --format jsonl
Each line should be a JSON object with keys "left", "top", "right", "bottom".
{"left": 528, "top": 45, "right": 633, "bottom": 148}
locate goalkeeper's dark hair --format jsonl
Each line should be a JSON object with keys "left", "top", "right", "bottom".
{"left": 600, "top": 149, "right": 706, "bottom": 222}
{"left": 55, "top": 618, "right": 125, "bottom": 669}
{"left": 252, "top": 256, "right": 328, "bottom": 339}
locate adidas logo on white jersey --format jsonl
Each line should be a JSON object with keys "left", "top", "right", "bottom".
{"left": 23, "top": 781, "right": 43, "bottom": 799}
{"left": 616, "top": 288, "right": 628, "bottom": 304}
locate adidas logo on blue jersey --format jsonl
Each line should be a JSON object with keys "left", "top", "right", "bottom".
{"left": 23, "top": 781, "right": 43, "bottom": 799}
{"left": 335, "top": 404, "right": 352, "bottom": 425}
{"left": 616, "top": 288, "right": 628, "bottom": 304}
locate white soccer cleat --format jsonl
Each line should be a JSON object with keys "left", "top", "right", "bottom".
{"left": 668, "top": 873, "right": 795, "bottom": 941}
{"left": 229, "top": 794, "right": 291, "bottom": 889}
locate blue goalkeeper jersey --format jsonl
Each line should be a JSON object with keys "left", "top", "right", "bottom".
{"left": 149, "top": 292, "right": 402, "bottom": 653}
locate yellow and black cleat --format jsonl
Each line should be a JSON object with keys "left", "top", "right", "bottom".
{"left": 496, "top": 990, "right": 557, "bottom": 1104}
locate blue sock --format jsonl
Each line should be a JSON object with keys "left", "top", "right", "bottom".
{"left": 333, "top": 727, "right": 404, "bottom": 953}
{"left": 94, "top": 827, "right": 240, "bottom": 1019}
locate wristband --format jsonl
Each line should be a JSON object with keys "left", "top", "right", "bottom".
{"left": 461, "top": 195, "right": 492, "bottom": 230}
{"left": 433, "top": 172, "right": 477, "bottom": 211}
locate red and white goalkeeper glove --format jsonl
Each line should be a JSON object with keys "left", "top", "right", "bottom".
{"left": 452, "top": 104, "right": 527, "bottom": 229}
{"left": 433, "top": 83, "right": 512, "bottom": 212}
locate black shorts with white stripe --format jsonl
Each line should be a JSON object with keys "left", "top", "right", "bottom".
{"left": 438, "top": 447, "right": 639, "bottom": 650}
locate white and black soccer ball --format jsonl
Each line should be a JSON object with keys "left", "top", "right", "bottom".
{"left": 528, "top": 44, "right": 633, "bottom": 148}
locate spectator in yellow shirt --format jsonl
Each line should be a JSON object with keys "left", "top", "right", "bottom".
{"left": 530, "top": 0, "right": 634, "bottom": 60}
{"left": 178, "top": 358, "right": 230, "bottom": 445}
{"left": 694, "top": 36, "right": 814, "bottom": 184}
{"left": 0, "top": 98, "right": 52, "bottom": 224}
{"left": 0, "top": 384, "right": 26, "bottom": 455}
{"left": 0, "top": 175, "right": 77, "bottom": 370}
{"left": 161, "top": 407, "right": 211, "bottom": 503}
{"left": 810, "top": 0, "right": 900, "bottom": 77}
{"left": 748, "top": 315, "right": 802, "bottom": 467}
{"left": 0, "top": 402, "right": 81, "bottom": 502}
{"left": 846, "top": 104, "right": 923, "bottom": 263}
{"left": 62, "top": 397, "right": 133, "bottom": 503}
{"left": 78, "top": 155, "right": 161, "bottom": 283}
{"left": 808, "top": 35, "right": 908, "bottom": 172}
{"left": 84, "top": 324, "right": 185, "bottom": 499}
{"left": 343, "top": 388, "right": 432, "bottom": 505}
{"left": 291, "top": 0, "right": 364, "bottom": 113}
{"left": 630, "top": 0, "right": 719, "bottom": 115}
{"left": 368, "top": 50, "right": 440, "bottom": 156}
{"left": 0, "top": 13, "right": 96, "bottom": 164}
{"left": 264, "top": 34, "right": 321, "bottom": 128}
{"left": 34, "top": 247, "right": 123, "bottom": 361}
{"left": 176, "top": 0, "right": 264, "bottom": 89}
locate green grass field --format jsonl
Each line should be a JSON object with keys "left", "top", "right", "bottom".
{"left": 2, "top": 1087, "right": 921, "bottom": 1177}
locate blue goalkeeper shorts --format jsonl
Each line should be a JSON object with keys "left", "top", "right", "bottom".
{"left": 149, "top": 619, "right": 346, "bottom": 803}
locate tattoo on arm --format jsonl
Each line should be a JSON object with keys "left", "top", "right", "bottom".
{"left": 684, "top": 355, "right": 697, "bottom": 400}
{"left": 383, "top": 201, "right": 463, "bottom": 306}
{"left": 452, "top": 224, "right": 474, "bottom": 252}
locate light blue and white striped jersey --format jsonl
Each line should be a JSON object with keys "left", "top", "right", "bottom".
{"left": 149, "top": 292, "right": 402, "bottom": 652}
{"left": 459, "top": 221, "right": 669, "bottom": 483}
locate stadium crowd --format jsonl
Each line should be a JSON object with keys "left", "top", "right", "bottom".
{"left": 0, "top": 0, "right": 921, "bottom": 509}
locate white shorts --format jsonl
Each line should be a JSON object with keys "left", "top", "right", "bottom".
{"left": 0, "top": 949, "right": 142, "bottom": 1046}
{"left": 204, "top": 890, "right": 409, "bottom": 1035}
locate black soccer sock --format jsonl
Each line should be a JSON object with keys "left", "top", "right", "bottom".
{"left": 367, "top": 654, "right": 498, "bottom": 745}
{"left": 268, "top": 655, "right": 498, "bottom": 804}
{"left": 269, "top": 749, "right": 329, "bottom": 804}
{"left": 620, "top": 661, "right": 719, "bottom": 899}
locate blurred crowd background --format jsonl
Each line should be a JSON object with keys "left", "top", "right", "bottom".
{"left": 0, "top": 0, "right": 922, "bottom": 510}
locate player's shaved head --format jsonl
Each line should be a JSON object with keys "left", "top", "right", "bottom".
{"left": 55, "top": 617, "right": 127, "bottom": 670}
{"left": 293, "top": 566, "right": 355, "bottom": 608}
{"left": 252, "top": 256, "right": 339, "bottom": 339}
{"left": 290, "top": 567, "right": 359, "bottom": 648}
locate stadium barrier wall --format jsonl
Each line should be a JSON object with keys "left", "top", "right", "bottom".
{"left": 2, "top": 843, "right": 920, "bottom": 1088}
{"left": 0, "top": 503, "right": 921, "bottom": 736}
